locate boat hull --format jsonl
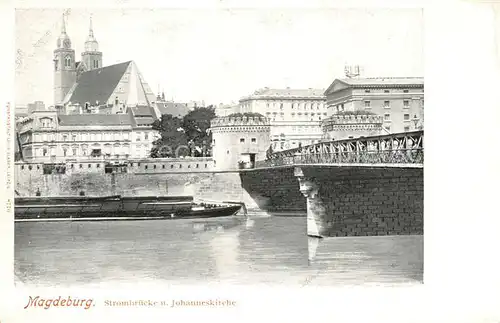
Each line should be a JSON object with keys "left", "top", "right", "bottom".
{"left": 14, "top": 196, "right": 242, "bottom": 222}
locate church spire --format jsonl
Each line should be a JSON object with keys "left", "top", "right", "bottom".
{"left": 88, "top": 15, "right": 94, "bottom": 38}
{"left": 56, "top": 13, "right": 71, "bottom": 49}
{"left": 61, "top": 13, "right": 66, "bottom": 34}
{"left": 84, "top": 14, "right": 99, "bottom": 52}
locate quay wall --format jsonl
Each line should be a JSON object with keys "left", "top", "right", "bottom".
{"left": 14, "top": 164, "right": 304, "bottom": 214}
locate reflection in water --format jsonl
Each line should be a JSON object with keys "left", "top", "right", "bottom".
{"left": 15, "top": 215, "right": 423, "bottom": 287}
{"left": 308, "top": 236, "right": 321, "bottom": 263}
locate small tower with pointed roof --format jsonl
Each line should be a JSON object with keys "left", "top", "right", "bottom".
{"left": 53, "top": 13, "right": 76, "bottom": 107}
{"left": 81, "top": 15, "right": 103, "bottom": 72}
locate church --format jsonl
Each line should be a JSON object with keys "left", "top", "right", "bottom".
{"left": 53, "top": 15, "right": 159, "bottom": 115}
{"left": 15, "top": 15, "right": 185, "bottom": 163}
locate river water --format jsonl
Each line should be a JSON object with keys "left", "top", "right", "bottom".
{"left": 15, "top": 215, "right": 423, "bottom": 287}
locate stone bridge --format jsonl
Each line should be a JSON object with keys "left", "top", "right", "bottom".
{"left": 239, "top": 131, "right": 424, "bottom": 237}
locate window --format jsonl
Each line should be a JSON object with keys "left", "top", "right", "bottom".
{"left": 365, "top": 89, "right": 370, "bottom": 93}
{"left": 145, "top": 165, "right": 148, "bottom": 170}
{"left": 280, "top": 103, "right": 284, "bottom": 110}
{"left": 384, "top": 101, "right": 390, "bottom": 108}
{"left": 403, "top": 89, "right": 409, "bottom": 93}
{"left": 96, "top": 163, "right": 100, "bottom": 168}
{"left": 43, "top": 148, "right": 48, "bottom": 156}
{"left": 64, "top": 56, "right": 71, "bottom": 67}
{"left": 145, "top": 133, "right": 149, "bottom": 140}
{"left": 72, "top": 135, "right": 76, "bottom": 141}
{"left": 364, "top": 101, "right": 371, "bottom": 108}
{"left": 63, "top": 135, "right": 67, "bottom": 141}
{"left": 384, "top": 113, "right": 391, "bottom": 121}
{"left": 88, "top": 164, "right": 92, "bottom": 168}
{"left": 63, "top": 148, "right": 67, "bottom": 156}
{"left": 251, "top": 138, "right": 256, "bottom": 143}
{"left": 384, "top": 125, "right": 391, "bottom": 132}
{"left": 153, "top": 165, "right": 157, "bottom": 169}
{"left": 384, "top": 90, "right": 390, "bottom": 93}
{"left": 72, "top": 148, "right": 77, "bottom": 156}
{"left": 79, "top": 164, "right": 83, "bottom": 169}
{"left": 403, "top": 100, "right": 410, "bottom": 108}
{"left": 162, "top": 165, "right": 165, "bottom": 169}
{"left": 240, "top": 138, "right": 245, "bottom": 143}
{"left": 404, "top": 126, "right": 410, "bottom": 132}
{"left": 404, "top": 114, "right": 410, "bottom": 121}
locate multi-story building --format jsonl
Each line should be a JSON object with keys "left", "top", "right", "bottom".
{"left": 16, "top": 105, "right": 159, "bottom": 163}
{"left": 238, "top": 87, "right": 327, "bottom": 151}
{"left": 323, "top": 77, "right": 424, "bottom": 134}
{"left": 214, "top": 102, "right": 239, "bottom": 117}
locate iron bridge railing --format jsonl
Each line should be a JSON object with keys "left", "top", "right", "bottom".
{"left": 255, "top": 130, "right": 423, "bottom": 168}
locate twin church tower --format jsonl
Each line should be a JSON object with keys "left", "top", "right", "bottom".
{"left": 53, "top": 14, "right": 103, "bottom": 106}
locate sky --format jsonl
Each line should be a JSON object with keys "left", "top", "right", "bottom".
{"left": 15, "top": 8, "right": 423, "bottom": 106}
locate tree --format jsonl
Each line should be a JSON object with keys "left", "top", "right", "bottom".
{"left": 181, "top": 106, "right": 216, "bottom": 157}
{"left": 151, "top": 106, "right": 217, "bottom": 158}
{"left": 150, "top": 114, "right": 187, "bottom": 158}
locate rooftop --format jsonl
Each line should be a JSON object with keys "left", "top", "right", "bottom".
{"left": 338, "top": 77, "right": 424, "bottom": 86}
{"left": 58, "top": 113, "right": 132, "bottom": 126}
{"left": 65, "top": 61, "right": 132, "bottom": 108}
{"left": 240, "top": 88, "right": 326, "bottom": 101}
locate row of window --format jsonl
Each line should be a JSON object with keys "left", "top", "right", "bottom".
{"left": 383, "top": 113, "right": 415, "bottom": 121}
{"left": 36, "top": 132, "right": 154, "bottom": 142}
{"left": 383, "top": 125, "right": 412, "bottom": 132}
{"left": 21, "top": 163, "right": 211, "bottom": 171}
{"left": 239, "top": 138, "right": 257, "bottom": 143}
{"left": 364, "top": 89, "right": 412, "bottom": 93}
{"left": 364, "top": 100, "right": 411, "bottom": 108}
{"left": 265, "top": 102, "right": 326, "bottom": 110}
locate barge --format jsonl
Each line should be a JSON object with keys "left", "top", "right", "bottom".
{"left": 14, "top": 195, "right": 242, "bottom": 222}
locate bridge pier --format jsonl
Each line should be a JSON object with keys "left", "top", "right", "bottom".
{"left": 294, "top": 167, "right": 333, "bottom": 237}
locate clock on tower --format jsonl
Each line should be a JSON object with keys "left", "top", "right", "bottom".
{"left": 63, "top": 38, "right": 71, "bottom": 49}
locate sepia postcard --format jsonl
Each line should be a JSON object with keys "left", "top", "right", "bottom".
{"left": 1, "top": 1, "right": 499, "bottom": 323}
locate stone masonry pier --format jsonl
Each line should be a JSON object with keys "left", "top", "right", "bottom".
{"left": 240, "top": 164, "right": 423, "bottom": 237}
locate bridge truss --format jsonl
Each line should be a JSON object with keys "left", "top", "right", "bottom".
{"left": 256, "top": 131, "right": 424, "bottom": 167}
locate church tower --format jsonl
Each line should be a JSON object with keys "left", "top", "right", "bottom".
{"left": 81, "top": 16, "right": 103, "bottom": 71}
{"left": 53, "top": 14, "right": 76, "bottom": 107}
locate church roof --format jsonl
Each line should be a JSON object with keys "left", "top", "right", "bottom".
{"left": 65, "top": 61, "right": 132, "bottom": 108}
{"left": 58, "top": 113, "right": 132, "bottom": 126}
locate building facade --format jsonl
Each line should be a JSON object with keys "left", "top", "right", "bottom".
{"left": 323, "top": 77, "right": 424, "bottom": 134}
{"left": 238, "top": 88, "right": 327, "bottom": 151}
{"left": 16, "top": 106, "right": 159, "bottom": 163}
